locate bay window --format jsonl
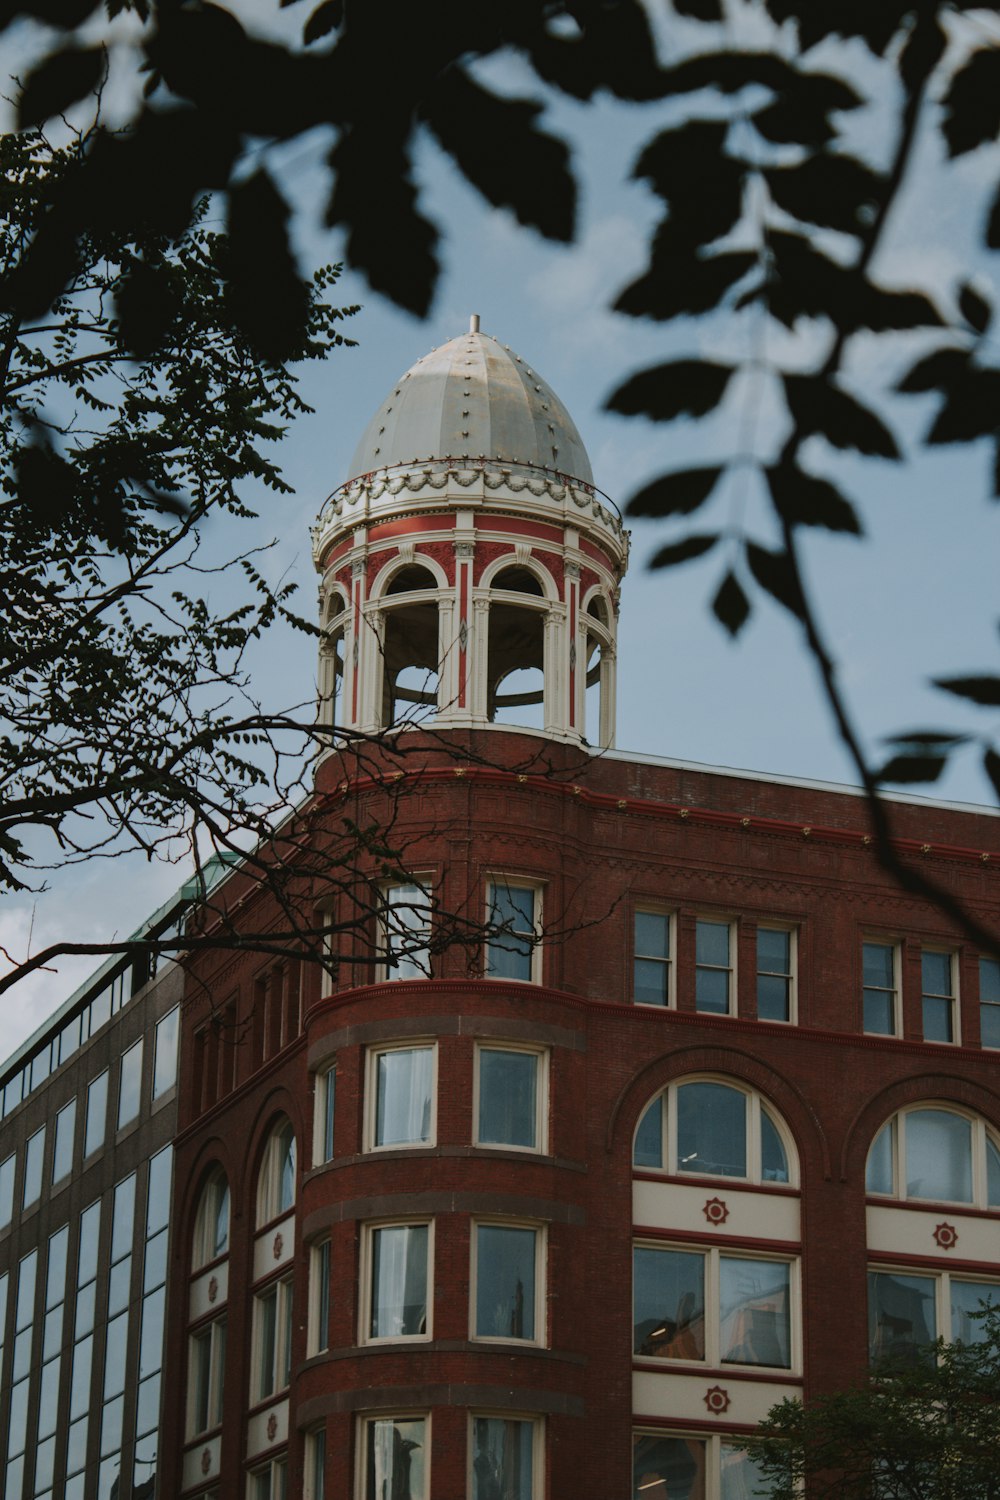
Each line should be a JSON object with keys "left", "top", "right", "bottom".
{"left": 360, "top": 1415, "right": 427, "bottom": 1500}
{"left": 475, "top": 1046, "right": 545, "bottom": 1152}
{"left": 364, "top": 1222, "right": 431, "bottom": 1342}
{"left": 471, "top": 1415, "right": 539, "bottom": 1500}
{"left": 472, "top": 1223, "right": 543, "bottom": 1343}
{"left": 368, "top": 1044, "right": 435, "bottom": 1150}
{"left": 486, "top": 882, "right": 539, "bottom": 983}
{"left": 381, "top": 881, "right": 431, "bottom": 980}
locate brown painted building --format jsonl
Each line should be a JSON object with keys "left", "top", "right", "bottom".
{"left": 156, "top": 324, "right": 1000, "bottom": 1500}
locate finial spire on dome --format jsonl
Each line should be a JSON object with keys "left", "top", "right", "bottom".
{"left": 469, "top": 313, "right": 480, "bottom": 333}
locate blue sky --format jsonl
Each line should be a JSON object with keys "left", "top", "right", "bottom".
{"left": 2, "top": 16, "right": 999, "bottom": 1059}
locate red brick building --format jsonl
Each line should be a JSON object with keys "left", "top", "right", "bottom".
{"left": 159, "top": 322, "right": 1000, "bottom": 1500}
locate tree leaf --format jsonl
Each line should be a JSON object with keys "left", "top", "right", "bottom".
{"left": 1, "top": 0, "right": 98, "bottom": 27}
{"left": 421, "top": 68, "right": 574, "bottom": 243}
{"left": 607, "top": 360, "right": 733, "bottom": 421}
{"left": 959, "top": 281, "right": 992, "bottom": 334}
{"left": 303, "top": 0, "right": 342, "bottom": 42}
{"left": 984, "top": 747, "right": 1000, "bottom": 802}
{"left": 927, "top": 369, "right": 1000, "bottom": 444}
{"left": 648, "top": 534, "right": 718, "bottom": 569}
{"left": 895, "top": 347, "right": 969, "bottom": 394}
{"left": 713, "top": 570, "right": 750, "bottom": 636}
{"left": 783, "top": 374, "right": 899, "bottom": 458}
{"left": 877, "top": 753, "right": 947, "bottom": 784}
{"left": 746, "top": 543, "right": 805, "bottom": 619}
{"left": 898, "top": 12, "right": 946, "bottom": 93}
{"left": 228, "top": 169, "right": 311, "bottom": 361}
{"left": 765, "top": 153, "right": 883, "bottom": 235}
{"left": 18, "top": 46, "right": 104, "bottom": 127}
{"left": 942, "top": 48, "right": 1000, "bottom": 157}
{"left": 672, "top": 0, "right": 723, "bottom": 18}
{"left": 616, "top": 243, "right": 757, "bottom": 321}
{"left": 765, "top": 465, "right": 862, "bottom": 534}
{"left": 626, "top": 467, "right": 723, "bottom": 519}
{"left": 987, "top": 182, "right": 1000, "bottom": 250}
{"left": 884, "top": 731, "right": 969, "bottom": 747}
{"left": 933, "top": 676, "right": 1000, "bottom": 707}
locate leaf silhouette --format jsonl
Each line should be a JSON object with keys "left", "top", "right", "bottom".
{"left": 713, "top": 570, "right": 751, "bottom": 636}
{"left": 627, "top": 467, "right": 723, "bottom": 519}
{"left": 607, "top": 361, "right": 734, "bottom": 421}
{"left": 766, "top": 465, "right": 862, "bottom": 534}
{"left": 783, "top": 374, "right": 899, "bottom": 458}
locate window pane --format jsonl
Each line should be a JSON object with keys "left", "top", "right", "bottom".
{"left": 863, "top": 943, "right": 894, "bottom": 987}
{"left": 720, "top": 1258, "right": 791, "bottom": 1368}
{"left": 475, "top": 1225, "right": 536, "bottom": 1340}
{"left": 52, "top": 1099, "right": 76, "bottom": 1183}
{"left": 152, "top": 1007, "right": 179, "bottom": 1098}
{"left": 0, "top": 1155, "right": 14, "bottom": 1229}
{"left": 478, "top": 1050, "right": 537, "bottom": 1148}
{"left": 117, "top": 1040, "right": 143, "bottom": 1129}
{"left": 758, "top": 929, "right": 790, "bottom": 972}
{"left": 635, "top": 913, "right": 670, "bottom": 1005}
{"left": 757, "top": 973, "right": 790, "bottom": 1023}
{"left": 677, "top": 1083, "right": 746, "bottom": 1178}
{"left": 147, "top": 1146, "right": 173, "bottom": 1236}
{"left": 487, "top": 885, "right": 535, "bottom": 981}
{"left": 866, "top": 1123, "right": 893, "bottom": 1195}
{"left": 472, "top": 1417, "right": 534, "bottom": 1500}
{"left": 70, "top": 1336, "right": 93, "bottom": 1420}
{"left": 371, "top": 1225, "right": 428, "bottom": 1338}
{"left": 981, "top": 1002, "right": 1000, "bottom": 1049}
{"left": 85, "top": 1072, "right": 108, "bottom": 1157}
{"left": 635, "top": 958, "right": 669, "bottom": 1007}
{"left": 633, "top": 1435, "right": 705, "bottom": 1500}
{"left": 696, "top": 921, "right": 730, "bottom": 967}
{"left": 111, "top": 1174, "right": 136, "bottom": 1261}
{"left": 868, "top": 1271, "right": 936, "bottom": 1365}
{"left": 988, "top": 1138, "right": 1000, "bottom": 1208}
{"left": 923, "top": 995, "right": 953, "bottom": 1043}
{"left": 104, "top": 1312, "right": 128, "bottom": 1398}
{"left": 864, "top": 990, "right": 894, "bottom": 1035}
{"left": 982, "top": 958, "right": 1000, "bottom": 1003}
{"left": 951, "top": 1281, "right": 1000, "bottom": 1343}
{"left": 77, "top": 1200, "right": 101, "bottom": 1286}
{"left": 46, "top": 1226, "right": 68, "bottom": 1307}
{"left": 922, "top": 951, "right": 951, "bottom": 994}
{"left": 278, "top": 1126, "right": 296, "bottom": 1213}
{"left": 760, "top": 1111, "right": 789, "bottom": 1184}
{"left": 633, "top": 1246, "right": 704, "bottom": 1359}
{"left": 321, "top": 1069, "right": 336, "bottom": 1161}
{"left": 635, "top": 911, "right": 669, "bottom": 959}
{"left": 376, "top": 1049, "right": 432, "bottom": 1146}
{"left": 384, "top": 883, "right": 430, "bottom": 979}
{"left": 695, "top": 967, "right": 729, "bottom": 1015}
{"left": 139, "top": 1285, "right": 165, "bottom": 1380}
{"left": 23, "top": 1127, "right": 44, "bottom": 1207}
{"left": 905, "top": 1110, "right": 972, "bottom": 1202}
{"left": 367, "top": 1418, "right": 426, "bottom": 1500}
{"left": 633, "top": 1098, "right": 663, "bottom": 1169}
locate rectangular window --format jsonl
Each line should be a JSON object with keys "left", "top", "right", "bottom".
{"left": 366, "top": 1223, "right": 431, "bottom": 1341}
{"left": 310, "top": 1241, "right": 331, "bottom": 1356}
{"left": 117, "top": 1039, "right": 143, "bottom": 1128}
{"left": 52, "top": 1098, "right": 76, "bottom": 1184}
{"left": 695, "top": 920, "right": 734, "bottom": 1015}
{"left": 315, "top": 1065, "right": 336, "bottom": 1164}
{"left": 757, "top": 928, "right": 794, "bottom": 1023}
{"left": 471, "top": 1415, "right": 538, "bottom": 1500}
{"left": 381, "top": 881, "right": 431, "bottom": 979}
{"left": 473, "top": 1223, "right": 542, "bottom": 1343}
{"left": 633, "top": 1433, "right": 771, "bottom": 1500}
{"left": 486, "top": 881, "right": 539, "bottom": 983}
{"left": 22, "top": 1126, "right": 45, "bottom": 1208}
{"left": 922, "top": 950, "right": 957, "bottom": 1043}
{"left": 152, "top": 1006, "right": 179, "bottom": 1098}
{"left": 863, "top": 941, "right": 898, "bottom": 1035}
{"left": 306, "top": 1428, "right": 326, "bottom": 1500}
{"left": 634, "top": 1244, "right": 793, "bottom": 1370}
{"left": 981, "top": 958, "right": 1000, "bottom": 1048}
{"left": 475, "top": 1046, "right": 545, "bottom": 1152}
{"left": 361, "top": 1416, "right": 427, "bottom": 1500}
{"left": 369, "top": 1044, "right": 435, "bottom": 1149}
{"left": 254, "top": 1277, "right": 294, "bottom": 1401}
{"left": 0, "top": 1153, "right": 14, "bottom": 1229}
{"left": 85, "top": 1070, "right": 108, "bottom": 1157}
{"left": 188, "top": 1316, "right": 226, "bottom": 1435}
{"left": 250, "top": 1457, "right": 288, "bottom": 1500}
{"left": 634, "top": 910, "right": 671, "bottom": 1006}
{"left": 869, "top": 1269, "right": 1000, "bottom": 1365}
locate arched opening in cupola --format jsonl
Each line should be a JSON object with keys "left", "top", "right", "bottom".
{"left": 379, "top": 565, "right": 441, "bottom": 727}
{"left": 319, "top": 588, "right": 349, "bottom": 729}
{"left": 487, "top": 567, "right": 547, "bottom": 729}
{"left": 584, "top": 591, "right": 613, "bottom": 747}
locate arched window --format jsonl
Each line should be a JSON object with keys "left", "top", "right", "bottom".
{"left": 487, "top": 566, "right": 548, "bottom": 729}
{"left": 192, "top": 1168, "right": 230, "bottom": 1270}
{"left": 257, "top": 1118, "right": 297, "bottom": 1226}
{"left": 378, "top": 565, "right": 440, "bottom": 727}
{"left": 866, "top": 1106, "right": 1000, "bottom": 1207}
{"left": 633, "top": 1079, "right": 794, "bottom": 1186}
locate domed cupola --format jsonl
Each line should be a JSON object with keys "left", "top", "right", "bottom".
{"left": 312, "top": 318, "right": 629, "bottom": 746}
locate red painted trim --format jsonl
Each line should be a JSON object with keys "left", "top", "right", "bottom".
{"left": 351, "top": 574, "right": 361, "bottom": 723}
{"left": 319, "top": 536, "right": 351, "bottom": 572}
{"left": 632, "top": 1368, "right": 803, "bottom": 1390}
{"left": 632, "top": 1417, "right": 772, "bottom": 1436}
{"left": 369, "top": 516, "right": 456, "bottom": 540}
{"left": 458, "top": 561, "right": 468, "bottom": 709}
{"left": 477, "top": 515, "right": 564, "bottom": 544}
{"left": 866, "top": 1196, "right": 1000, "bottom": 1221}
{"left": 634, "top": 1173, "right": 800, "bottom": 1199}
{"left": 633, "top": 1226, "right": 801, "bottom": 1254}
{"left": 579, "top": 535, "right": 615, "bottom": 569}
{"left": 868, "top": 1251, "right": 1000, "bottom": 1274}
{"left": 569, "top": 575, "right": 577, "bottom": 729}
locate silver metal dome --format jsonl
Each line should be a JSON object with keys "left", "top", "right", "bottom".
{"left": 345, "top": 320, "right": 594, "bottom": 486}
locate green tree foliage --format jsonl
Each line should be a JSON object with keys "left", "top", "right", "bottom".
{"left": 747, "top": 1311, "right": 1000, "bottom": 1500}
{"left": 0, "top": 124, "right": 358, "bottom": 916}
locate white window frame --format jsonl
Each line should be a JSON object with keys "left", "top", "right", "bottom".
{"left": 365, "top": 1042, "right": 437, "bottom": 1153}
{"left": 360, "top": 1220, "right": 433, "bottom": 1345}
{"left": 633, "top": 1077, "right": 798, "bottom": 1188}
{"left": 470, "top": 1220, "right": 546, "bottom": 1346}
{"left": 309, "top": 1239, "right": 331, "bottom": 1357}
{"left": 868, "top": 1265, "right": 1000, "bottom": 1361}
{"left": 633, "top": 907, "right": 674, "bottom": 1008}
{"left": 473, "top": 1044, "right": 548, "bottom": 1154}
{"left": 379, "top": 879, "right": 432, "bottom": 981}
{"left": 921, "top": 947, "right": 959, "bottom": 1044}
{"left": 633, "top": 1240, "right": 800, "bottom": 1374}
{"left": 257, "top": 1119, "right": 296, "bottom": 1227}
{"left": 252, "top": 1275, "right": 294, "bottom": 1404}
{"left": 314, "top": 1063, "right": 336, "bottom": 1166}
{"left": 356, "top": 1413, "right": 429, "bottom": 1500}
{"left": 187, "top": 1314, "right": 226, "bottom": 1437}
{"left": 756, "top": 925, "right": 797, "bottom": 1025}
{"left": 862, "top": 938, "right": 901, "bottom": 1037}
{"left": 248, "top": 1454, "right": 288, "bottom": 1500}
{"left": 485, "top": 878, "right": 542, "bottom": 985}
{"left": 694, "top": 917, "right": 736, "bottom": 1017}
{"left": 304, "top": 1427, "right": 326, "bottom": 1500}
{"left": 469, "top": 1412, "right": 543, "bottom": 1500}
{"left": 866, "top": 1106, "right": 1000, "bottom": 1208}
{"left": 632, "top": 1430, "right": 769, "bottom": 1500}
{"left": 192, "top": 1169, "right": 230, "bottom": 1271}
